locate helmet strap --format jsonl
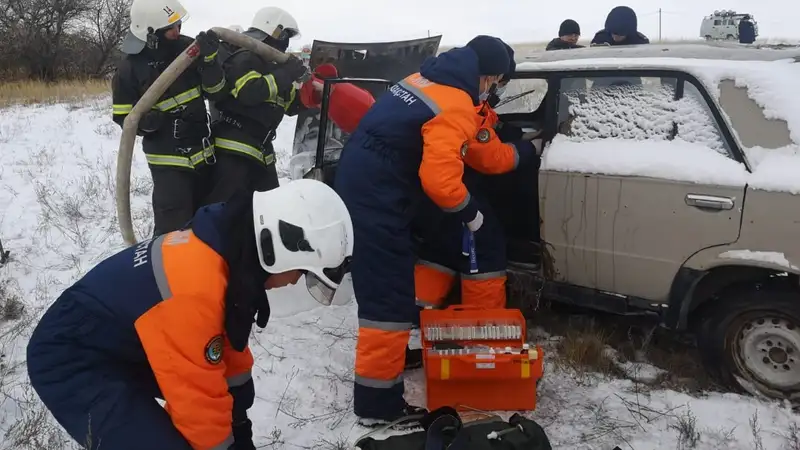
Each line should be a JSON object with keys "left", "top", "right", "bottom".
{"left": 263, "top": 35, "right": 289, "bottom": 53}
{"left": 146, "top": 27, "right": 159, "bottom": 50}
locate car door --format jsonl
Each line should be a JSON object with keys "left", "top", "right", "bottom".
{"left": 289, "top": 36, "right": 441, "bottom": 186}
{"left": 539, "top": 70, "right": 749, "bottom": 302}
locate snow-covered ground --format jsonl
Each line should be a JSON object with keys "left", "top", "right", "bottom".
{"left": 1, "top": 97, "right": 799, "bottom": 450}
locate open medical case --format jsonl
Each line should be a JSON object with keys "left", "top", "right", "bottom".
{"left": 420, "top": 305, "right": 544, "bottom": 412}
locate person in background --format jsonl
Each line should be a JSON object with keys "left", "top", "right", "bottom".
{"left": 111, "top": 0, "right": 226, "bottom": 237}
{"left": 546, "top": 19, "right": 585, "bottom": 50}
{"left": 738, "top": 15, "right": 756, "bottom": 44}
{"left": 27, "top": 180, "right": 354, "bottom": 450}
{"left": 591, "top": 6, "right": 650, "bottom": 46}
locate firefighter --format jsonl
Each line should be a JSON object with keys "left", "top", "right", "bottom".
{"left": 335, "top": 35, "right": 537, "bottom": 427}
{"left": 204, "top": 6, "right": 308, "bottom": 204}
{"left": 112, "top": 0, "right": 227, "bottom": 237}
{"left": 414, "top": 41, "right": 532, "bottom": 311}
{"left": 26, "top": 179, "right": 354, "bottom": 450}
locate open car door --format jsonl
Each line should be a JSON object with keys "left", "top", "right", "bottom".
{"left": 289, "top": 36, "right": 442, "bottom": 186}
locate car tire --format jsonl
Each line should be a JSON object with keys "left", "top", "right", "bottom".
{"left": 695, "top": 282, "right": 800, "bottom": 401}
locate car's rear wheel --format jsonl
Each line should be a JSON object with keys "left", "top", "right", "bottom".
{"left": 695, "top": 283, "right": 800, "bottom": 401}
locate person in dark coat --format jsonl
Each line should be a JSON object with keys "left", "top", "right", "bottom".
{"left": 546, "top": 19, "right": 585, "bottom": 50}
{"left": 205, "top": 6, "right": 308, "bottom": 205}
{"left": 738, "top": 15, "right": 756, "bottom": 44}
{"left": 591, "top": 6, "right": 650, "bottom": 46}
{"left": 112, "top": 0, "right": 227, "bottom": 238}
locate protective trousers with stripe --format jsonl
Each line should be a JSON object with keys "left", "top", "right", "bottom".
{"left": 203, "top": 118, "right": 282, "bottom": 205}
{"left": 414, "top": 170, "right": 508, "bottom": 310}
{"left": 335, "top": 144, "right": 419, "bottom": 421}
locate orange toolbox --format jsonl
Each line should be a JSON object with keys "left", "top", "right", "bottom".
{"left": 420, "top": 305, "right": 544, "bottom": 412}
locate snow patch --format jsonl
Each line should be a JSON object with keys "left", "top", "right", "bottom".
{"left": 541, "top": 134, "right": 750, "bottom": 186}
{"left": 719, "top": 250, "right": 799, "bottom": 270}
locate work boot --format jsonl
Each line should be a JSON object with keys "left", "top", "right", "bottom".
{"left": 357, "top": 402, "right": 428, "bottom": 429}
{"left": 507, "top": 239, "right": 541, "bottom": 270}
{"left": 405, "top": 346, "right": 423, "bottom": 371}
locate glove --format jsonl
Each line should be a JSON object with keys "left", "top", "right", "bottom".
{"left": 466, "top": 210, "right": 484, "bottom": 232}
{"left": 231, "top": 419, "right": 256, "bottom": 450}
{"left": 196, "top": 30, "right": 220, "bottom": 61}
{"left": 272, "top": 55, "right": 308, "bottom": 91}
{"left": 299, "top": 63, "right": 339, "bottom": 109}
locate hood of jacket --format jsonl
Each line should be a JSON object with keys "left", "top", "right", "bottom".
{"left": 605, "top": 6, "right": 638, "bottom": 37}
{"left": 419, "top": 46, "right": 482, "bottom": 105}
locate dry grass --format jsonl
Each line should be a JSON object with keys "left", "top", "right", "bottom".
{"left": 527, "top": 303, "right": 718, "bottom": 392}
{"left": 0, "top": 79, "right": 110, "bottom": 108}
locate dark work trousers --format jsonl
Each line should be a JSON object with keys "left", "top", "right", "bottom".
{"left": 149, "top": 165, "right": 211, "bottom": 237}
{"left": 26, "top": 292, "right": 193, "bottom": 450}
{"left": 204, "top": 152, "right": 280, "bottom": 205}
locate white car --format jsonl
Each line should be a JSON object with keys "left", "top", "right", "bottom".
{"left": 493, "top": 42, "right": 799, "bottom": 402}
{"left": 292, "top": 40, "right": 800, "bottom": 403}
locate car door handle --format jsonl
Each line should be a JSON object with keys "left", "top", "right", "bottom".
{"left": 685, "top": 194, "right": 734, "bottom": 210}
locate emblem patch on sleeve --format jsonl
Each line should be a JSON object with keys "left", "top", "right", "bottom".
{"left": 205, "top": 335, "right": 224, "bottom": 364}
{"left": 476, "top": 128, "right": 491, "bottom": 143}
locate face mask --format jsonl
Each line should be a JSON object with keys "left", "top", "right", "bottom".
{"left": 478, "top": 91, "right": 490, "bottom": 102}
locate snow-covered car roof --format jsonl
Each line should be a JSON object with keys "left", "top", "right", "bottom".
{"left": 516, "top": 43, "right": 800, "bottom": 146}
{"left": 518, "top": 43, "right": 800, "bottom": 68}
{"left": 514, "top": 42, "right": 800, "bottom": 195}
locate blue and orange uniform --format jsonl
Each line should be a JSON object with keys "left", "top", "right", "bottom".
{"left": 414, "top": 42, "right": 526, "bottom": 311}
{"left": 334, "top": 35, "right": 535, "bottom": 422}
{"left": 26, "top": 202, "right": 257, "bottom": 450}
{"left": 414, "top": 103, "right": 528, "bottom": 310}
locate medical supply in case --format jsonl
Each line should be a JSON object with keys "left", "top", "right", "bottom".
{"left": 420, "top": 305, "right": 544, "bottom": 412}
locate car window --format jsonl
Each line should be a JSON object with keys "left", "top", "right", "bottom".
{"left": 557, "top": 74, "right": 732, "bottom": 157}
{"left": 493, "top": 78, "right": 548, "bottom": 114}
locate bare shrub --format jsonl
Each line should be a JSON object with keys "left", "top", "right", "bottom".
{"left": 669, "top": 408, "right": 701, "bottom": 449}
{"left": 782, "top": 422, "right": 800, "bottom": 450}
{"left": 750, "top": 411, "right": 765, "bottom": 450}
{"left": 0, "top": 278, "right": 24, "bottom": 321}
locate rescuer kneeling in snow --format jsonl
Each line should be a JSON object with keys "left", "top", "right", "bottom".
{"left": 26, "top": 179, "right": 353, "bottom": 450}
{"left": 335, "top": 35, "right": 537, "bottom": 428}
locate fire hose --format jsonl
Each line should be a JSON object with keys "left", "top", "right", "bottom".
{"left": 115, "top": 27, "right": 289, "bottom": 246}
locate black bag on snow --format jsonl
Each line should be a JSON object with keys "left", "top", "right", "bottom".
{"left": 355, "top": 407, "right": 552, "bottom": 450}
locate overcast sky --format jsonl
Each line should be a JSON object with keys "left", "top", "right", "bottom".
{"left": 179, "top": 1, "right": 794, "bottom": 47}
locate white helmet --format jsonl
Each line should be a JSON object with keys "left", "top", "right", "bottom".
{"left": 245, "top": 6, "right": 301, "bottom": 42}
{"left": 252, "top": 179, "right": 353, "bottom": 306}
{"left": 122, "top": 0, "right": 189, "bottom": 54}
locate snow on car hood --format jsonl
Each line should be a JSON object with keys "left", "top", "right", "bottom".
{"left": 520, "top": 57, "right": 800, "bottom": 194}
